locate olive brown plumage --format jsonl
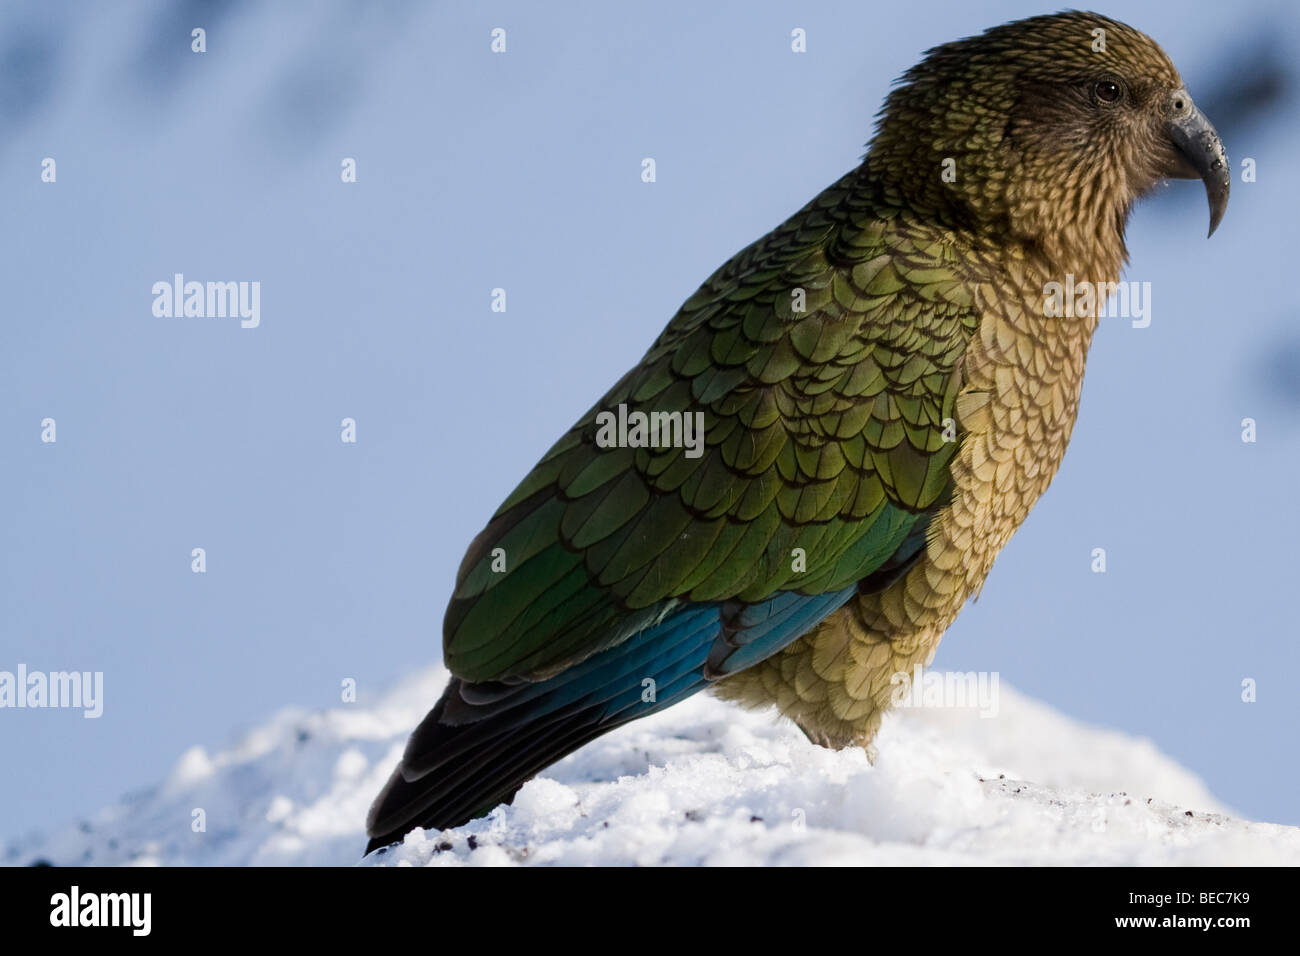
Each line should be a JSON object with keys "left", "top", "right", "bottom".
{"left": 366, "top": 11, "right": 1229, "bottom": 853}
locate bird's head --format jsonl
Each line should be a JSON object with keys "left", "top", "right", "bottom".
{"left": 869, "top": 10, "right": 1229, "bottom": 267}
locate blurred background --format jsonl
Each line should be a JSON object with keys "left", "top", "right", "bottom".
{"left": 1, "top": 0, "right": 1296, "bottom": 845}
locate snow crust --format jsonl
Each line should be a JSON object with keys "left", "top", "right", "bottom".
{"left": 8, "top": 668, "right": 1297, "bottom": 867}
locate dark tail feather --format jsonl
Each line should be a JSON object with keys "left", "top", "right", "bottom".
{"left": 364, "top": 681, "right": 612, "bottom": 853}
{"left": 364, "top": 606, "right": 722, "bottom": 854}
{"left": 363, "top": 587, "right": 859, "bottom": 855}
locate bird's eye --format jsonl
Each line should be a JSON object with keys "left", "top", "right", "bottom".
{"left": 1093, "top": 79, "right": 1122, "bottom": 104}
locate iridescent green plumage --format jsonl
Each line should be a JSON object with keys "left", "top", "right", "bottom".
{"left": 445, "top": 170, "right": 979, "bottom": 684}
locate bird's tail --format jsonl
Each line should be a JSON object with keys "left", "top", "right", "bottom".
{"left": 364, "top": 604, "right": 723, "bottom": 854}
{"left": 365, "top": 587, "right": 860, "bottom": 854}
{"left": 363, "top": 680, "right": 613, "bottom": 853}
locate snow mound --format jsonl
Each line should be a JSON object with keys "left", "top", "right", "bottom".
{"left": 6, "top": 668, "right": 1297, "bottom": 866}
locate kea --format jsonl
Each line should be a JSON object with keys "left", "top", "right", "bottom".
{"left": 365, "top": 10, "right": 1229, "bottom": 852}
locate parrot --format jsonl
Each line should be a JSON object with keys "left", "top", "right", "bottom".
{"left": 365, "top": 10, "right": 1229, "bottom": 853}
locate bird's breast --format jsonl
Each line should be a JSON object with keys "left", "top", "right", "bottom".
{"left": 714, "top": 254, "right": 1113, "bottom": 750}
{"left": 914, "top": 258, "right": 1107, "bottom": 617}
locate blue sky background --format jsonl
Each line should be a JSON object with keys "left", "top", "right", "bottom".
{"left": 2, "top": 0, "right": 1297, "bottom": 845}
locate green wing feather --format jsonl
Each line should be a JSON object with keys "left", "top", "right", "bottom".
{"left": 446, "top": 170, "right": 981, "bottom": 683}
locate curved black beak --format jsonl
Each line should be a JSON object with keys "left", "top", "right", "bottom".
{"left": 1165, "top": 94, "right": 1230, "bottom": 237}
